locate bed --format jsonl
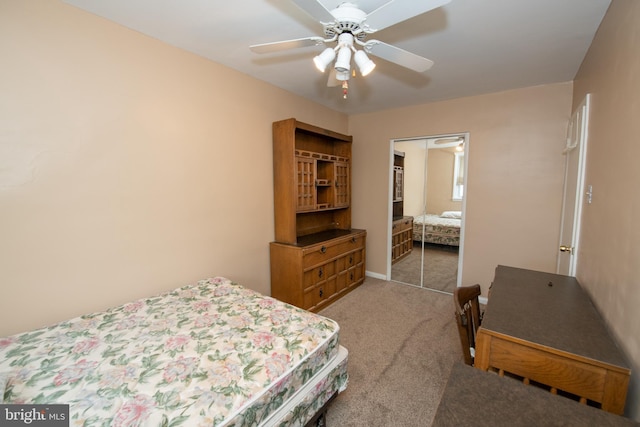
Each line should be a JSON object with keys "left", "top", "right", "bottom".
{"left": 413, "top": 212, "right": 461, "bottom": 247}
{"left": 0, "top": 277, "right": 348, "bottom": 426}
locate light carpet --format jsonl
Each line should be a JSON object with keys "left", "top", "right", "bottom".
{"left": 391, "top": 243, "right": 459, "bottom": 294}
{"left": 319, "top": 277, "right": 462, "bottom": 426}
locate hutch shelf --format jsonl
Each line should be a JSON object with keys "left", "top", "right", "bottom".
{"left": 270, "top": 118, "right": 366, "bottom": 312}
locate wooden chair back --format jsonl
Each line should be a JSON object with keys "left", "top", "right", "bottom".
{"left": 454, "top": 284, "right": 482, "bottom": 366}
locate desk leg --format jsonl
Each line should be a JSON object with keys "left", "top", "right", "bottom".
{"left": 602, "top": 370, "right": 630, "bottom": 415}
{"left": 474, "top": 329, "right": 491, "bottom": 371}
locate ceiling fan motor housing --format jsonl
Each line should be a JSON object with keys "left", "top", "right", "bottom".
{"left": 323, "top": 2, "right": 368, "bottom": 41}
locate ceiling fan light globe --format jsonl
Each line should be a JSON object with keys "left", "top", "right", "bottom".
{"left": 354, "top": 50, "right": 376, "bottom": 76}
{"left": 313, "top": 48, "right": 336, "bottom": 72}
{"left": 334, "top": 46, "right": 352, "bottom": 73}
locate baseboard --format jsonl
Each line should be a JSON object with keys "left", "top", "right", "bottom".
{"left": 365, "top": 271, "right": 386, "bottom": 280}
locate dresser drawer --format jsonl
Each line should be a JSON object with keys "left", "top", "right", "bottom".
{"left": 303, "top": 278, "right": 337, "bottom": 308}
{"left": 337, "top": 262, "right": 364, "bottom": 292}
{"left": 335, "top": 248, "right": 363, "bottom": 271}
{"left": 303, "top": 261, "right": 337, "bottom": 290}
{"left": 393, "top": 217, "right": 413, "bottom": 233}
{"left": 303, "top": 232, "right": 365, "bottom": 267}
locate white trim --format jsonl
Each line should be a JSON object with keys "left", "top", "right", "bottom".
{"left": 556, "top": 94, "right": 590, "bottom": 276}
{"left": 571, "top": 94, "right": 590, "bottom": 276}
{"left": 386, "top": 141, "right": 396, "bottom": 280}
{"left": 366, "top": 270, "right": 386, "bottom": 280}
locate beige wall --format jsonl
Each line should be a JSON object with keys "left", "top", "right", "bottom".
{"left": 572, "top": 0, "right": 640, "bottom": 419}
{"left": 0, "top": 0, "right": 347, "bottom": 336}
{"left": 350, "top": 82, "right": 573, "bottom": 292}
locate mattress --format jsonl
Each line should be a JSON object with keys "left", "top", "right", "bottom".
{"left": 413, "top": 214, "right": 461, "bottom": 246}
{"left": 264, "top": 345, "right": 348, "bottom": 427}
{"left": 0, "top": 277, "right": 347, "bottom": 426}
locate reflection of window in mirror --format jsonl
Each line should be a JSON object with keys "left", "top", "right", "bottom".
{"left": 452, "top": 152, "right": 464, "bottom": 201}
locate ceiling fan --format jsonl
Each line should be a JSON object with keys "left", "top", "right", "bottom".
{"left": 250, "top": 0, "right": 450, "bottom": 97}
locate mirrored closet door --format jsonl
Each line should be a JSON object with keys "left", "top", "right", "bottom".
{"left": 389, "top": 135, "right": 467, "bottom": 294}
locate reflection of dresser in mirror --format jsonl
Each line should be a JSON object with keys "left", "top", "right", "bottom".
{"left": 392, "top": 151, "right": 413, "bottom": 264}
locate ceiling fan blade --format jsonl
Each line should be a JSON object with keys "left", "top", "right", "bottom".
{"left": 250, "top": 36, "right": 325, "bottom": 54}
{"left": 364, "top": 0, "right": 451, "bottom": 32}
{"left": 365, "top": 40, "right": 434, "bottom": 72}
{"left": 290, "top": 0, "right": 335, "bottom": 23}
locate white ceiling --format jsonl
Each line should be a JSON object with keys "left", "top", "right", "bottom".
{"left": 62, "top": 0, "right": 611, "bottom": 115}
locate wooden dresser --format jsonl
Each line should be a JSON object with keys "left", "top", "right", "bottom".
{"left": 271, "top": 229, "right": 366, "bottom": 312}
{"left": 270, "top": 118, "right": 366, "bottom": 311}
{"left": 391, "top": 216, "right": 413, "bottom": 264}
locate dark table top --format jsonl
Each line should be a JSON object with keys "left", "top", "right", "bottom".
{"left": 293, "top": 228, "right": 365, "bottom": 247}
{"left": 431, "top": 362, "right": 639, "bottom": 426}
{"left": 481, "top": 265, "right": 629, "bottom": 369}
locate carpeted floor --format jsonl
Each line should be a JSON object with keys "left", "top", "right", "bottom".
{"left": 319, "top": 277, "right": 461, "bottom": 427}
{"left": 391, "top": 242, "right": 459, "bottom": 293}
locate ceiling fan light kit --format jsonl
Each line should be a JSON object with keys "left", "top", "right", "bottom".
{"left": 250, "top": 0, "right": 451, "bottom": 98}
{"left": 334, "top": 34, "right": 354, "bottom": 73}
{"left": 354, "top": 50, "right": 376, "bottom": 76}
{"left": 313, "top": 47, "right": 336, "bottom": 72}
{"left": 335, "top": 70, "right": 350, "bottom": 81}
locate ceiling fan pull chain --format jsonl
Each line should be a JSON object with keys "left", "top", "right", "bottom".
{"left": 342, "top": 81, "right": 348, "bottom": 99}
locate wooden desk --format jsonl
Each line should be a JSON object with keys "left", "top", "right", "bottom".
{"left": 432, "top": 362, "right": 639, "bottom": 426}
{"left": 474, "top": 265, "right": 631, "bottom": 415}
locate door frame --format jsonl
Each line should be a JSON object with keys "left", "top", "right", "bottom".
{"left": 386, "top": 132, "right": 469, "bottom": 292}
{"left": 556, "top": 94, "right": 590, "bottom": 276}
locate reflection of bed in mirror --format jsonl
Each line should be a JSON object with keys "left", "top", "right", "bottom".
{"left": 413, "top": 211, "right": 461, "bottom": 247}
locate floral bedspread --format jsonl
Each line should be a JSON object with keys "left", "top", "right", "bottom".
{"left": 413, "top": 214, "right": 461, "bottom": 246}
{"left": 0, "top": 277, "right": 343, "bottom": 426}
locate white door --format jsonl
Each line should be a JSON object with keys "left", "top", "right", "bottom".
{"left": 557, "top": 94, "right": 590, "bottom": 276}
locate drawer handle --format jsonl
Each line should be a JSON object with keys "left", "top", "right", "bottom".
{"left": 319, "top": 288, "right": 324, "bottom": 297}
{"left": 350, "top": 272, "right": 354, "bottom": 281}
{"left": 351, "top": 237, "right": 356, "bottom": 244}
{"left": 349, "top": 256, "right": 353, "bottom": 265}
{"left": 318, "top": 268, "right": 323, "bottom": 278}
{"left": 320, "top": 246, "right": 327, "bottom": 254}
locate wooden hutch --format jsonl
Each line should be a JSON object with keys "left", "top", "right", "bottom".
{"left": 391, "top": 150, "right": 413, "bottom": 264}
{"left": 270, "top": 118, "right": 366, "bottom": 312}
